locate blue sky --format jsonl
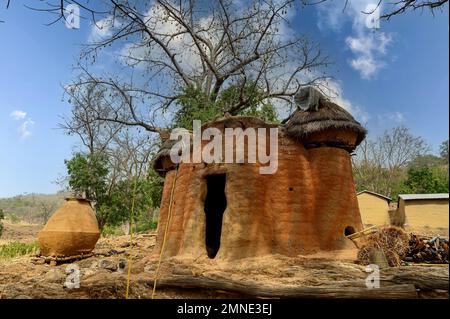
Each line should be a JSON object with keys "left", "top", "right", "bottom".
{"left": 0, "top": 1, "right": 448, "bottom": 197}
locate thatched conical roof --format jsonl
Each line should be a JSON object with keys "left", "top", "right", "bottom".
{"left": 152, "top": 129, "right": 192, "bottom": 176}
{"left": 152, "top": 138, "right": 179, "bottom": 176}
{"left": 284, "top": 98, "right": 367, "bottom": 147}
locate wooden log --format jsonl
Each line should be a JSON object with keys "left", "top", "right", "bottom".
{"left": 385, "top": 272, "right": 449, "bottom": 290}
{"left": 142, "top": 275, "right": 418, "bottom": 299}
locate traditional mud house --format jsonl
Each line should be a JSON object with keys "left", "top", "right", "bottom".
{"left": 153, "top": 92, "right": 367, "bottom": 260}
{"left": 392, "top": 194, "right": 449, "bottom": 234}
{"left": 356, "top": 190, "right": 391, "bottom": 227}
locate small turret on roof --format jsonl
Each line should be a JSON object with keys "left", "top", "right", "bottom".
{"left": 285, "top": 86, "right": 367, "bottom": 149}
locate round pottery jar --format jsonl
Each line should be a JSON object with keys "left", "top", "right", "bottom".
{"left": 38, "top": 197, "right": 100, "bottom": 257}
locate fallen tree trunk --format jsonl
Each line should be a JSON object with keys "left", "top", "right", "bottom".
{"left": 384, "top": 272, "right": 449, "bottom": 290}
{"left": 141, "top": 276, "right": 418, "bottom": 299}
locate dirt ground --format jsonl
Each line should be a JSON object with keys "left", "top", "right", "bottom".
{"left": 0, "top": 223, "right": 448, "bottom": 299}
{"left": 0, "top": 220, "right": 42, "bottom": 244}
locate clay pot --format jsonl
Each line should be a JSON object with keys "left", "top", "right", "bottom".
{"left": 38, "top": 198, "right": 100, "bottom": 257}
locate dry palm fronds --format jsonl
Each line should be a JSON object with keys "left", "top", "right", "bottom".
{"left": 357, "top": 226, "right": 410, "bottom": 267}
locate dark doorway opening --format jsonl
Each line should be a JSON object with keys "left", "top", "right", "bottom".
{"left": 204, "top": 174, "right": 227, "bottom": 259}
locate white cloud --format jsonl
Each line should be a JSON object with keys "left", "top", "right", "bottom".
{"left": 317, "top": 1, "right": 394, "bottom": 79}
{"left": 377, "top": 111, "right": 404, "bottom": 124}
{"left": 345, "top": 31, "right": 393, "bottom": 79}
{"left": 89, "top": 15, "right": 115, "bottom": 43}
{"left": 18, "top": 119, "right": 34, "bottom": 139}
{"left": 10, "top": 110, "right": 34, "bottom": 139}
{"left": 319, "top": 79, "right": 370, "bottom": 124}
{"left": 10, "top": 110, "right": 27, "bottom": 120}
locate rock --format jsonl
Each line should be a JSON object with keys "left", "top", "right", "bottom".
{"left": 118, "top": 259, "right": 127, "bottom": 273}
{"left": 31, "top": 258, "right": 46, "bottom": 265}
{"left": 172, "top": 268, "right": 193, "bottom": 276}
{"left": 44, "top": 269, "right": 66, "bottom": 283}
{"left": 98, "top": 259, "right": 118, "bottom": 271}
{"left": 82, "top": 269, "right": 96, "bottom": 277}
{"left": 144, "top": 264, "right": 156, "bottom": 273}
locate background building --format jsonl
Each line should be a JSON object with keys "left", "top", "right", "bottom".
{"left": 356, "top": 190, "right": 391, "bottom": 227}
{"left": 392, "top": 193, "right": 449, "bottom": 236}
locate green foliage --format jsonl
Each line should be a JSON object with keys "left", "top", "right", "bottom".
{"left": 7, "top": 213, "right": 20, "bottom": 224}
{"left": 400, "top": 166, "right": 449, "bottom": 194}
{"left": 409, "top": 155, "right": 446, "bottom": 168}
{"left": 103, "top": 172, "right": 163, "bottom": 226}
{"left": 172, "top": 86, "right": 220, "bottom": 130}
{"left": 172, "top": 83, "right": 279, "bottom": 129}
{"left": 65, "top": 153, "right": 109, "bottom": 202}
{"left": 101, "top": 224, "right": 125, "bottom": 237}
{"left": 65, "top": 152, "right": 111, "bottom": 228}
{"left": 0, "top": 241, "right": 40, "bottom": 259}
{"left": 135, "top": 220, "right": 158, "bottom": 233}
{"left": 238, "top": 102, "right": 279, "bottom": 123}
{"left": 65, "top": 152, "right": 164, "bottom": 232}
{"left": 440, "top": 140, "right": 449, "bottom": 163}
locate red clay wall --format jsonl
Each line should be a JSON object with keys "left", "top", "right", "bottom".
{"left": 154, "top": 130, "right": 363, "bottom": 260}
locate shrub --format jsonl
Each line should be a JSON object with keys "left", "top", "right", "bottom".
{"left": 0, "top": 241, "right": 40, "bottom": 259}
{"left": 135, "top": 220, "right": 158, "bottom": 233}
{"left": 0, "top": 208, "right": 4, "bottom": 237}
{"left": 101, "top": 224, "right": 125, "bottom": 237}
{"left": 8, "top": 213, "right": 20, "bottom": 224}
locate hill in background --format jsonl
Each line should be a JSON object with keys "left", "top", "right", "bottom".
{"left": 0, "top": 192, "right": 70, "bottom": 225}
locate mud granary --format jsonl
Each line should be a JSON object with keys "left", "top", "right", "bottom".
{"left": 153, "top": 89, "right": 367, "bottom": 260}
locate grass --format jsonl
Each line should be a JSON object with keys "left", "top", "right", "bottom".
{"left": 101, "top": 224, "right": 125, "bottom": 237}
{"left": 7, "top": 214, "right": 21, "bottom": 224}
{"left": 135, "top": 220, "right": 158, "bottom": 233}
{"left": 101, "top": 221, "right": 158, "bottom": 237}
{"left": 0, "top": 241, "right": 40, "bottom": 259}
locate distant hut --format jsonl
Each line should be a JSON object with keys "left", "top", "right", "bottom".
{"left": 392, "top": 193, "right": 449, "bottom": 235}
{"left": 153, "top": 88, "right": 367, "bottom": 260}
{"left": 356, "top": 190, "right": 391, "bottom": 227}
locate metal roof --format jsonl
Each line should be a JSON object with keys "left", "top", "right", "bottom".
{"left": 357, "top": 190, "right": 391, "bottom": 202}
{"left": 398, "top": 193, "right": 449, "bottom": 201}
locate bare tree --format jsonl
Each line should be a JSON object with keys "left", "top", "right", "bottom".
{"left": 352, "top": 126, "right": 430, "bottom": 197}
{"left": 39, "top": 201, "right": 57, "bottom": 224}
{"left": 39, "top": 0, "right": 328, "bottom": 133}
{"left": 0, "top": 0, "right": 11, "bottom": 22}
{"left": 61, "top": 81, "right": 157, "bottom": 193}
{"left": 377, "top": 0, "right": 448, "bottom": 20}
{"left": 301, "top": 0, "right": 448, "bottom": 20}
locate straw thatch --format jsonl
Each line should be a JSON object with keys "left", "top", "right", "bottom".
{"left": 152, "top": 138, "right": 180, "bottom": 176}
{"left": 284, "top": 98, "right": 367, "bottom": 147}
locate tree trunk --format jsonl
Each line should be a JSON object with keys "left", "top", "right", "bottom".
{"left": 143, "top": 275, "right": 419, "bottom": 299}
